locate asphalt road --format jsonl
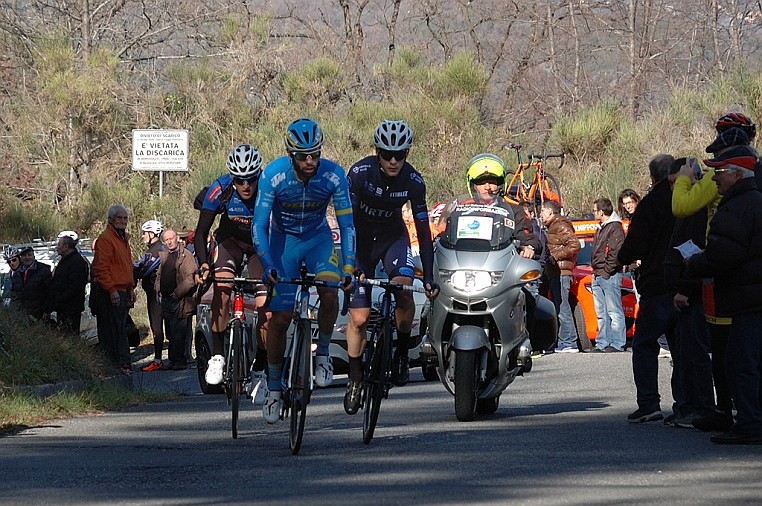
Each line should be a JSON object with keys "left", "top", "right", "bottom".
{"left": 2, "top": 351, "right": 760, "bottom": 506}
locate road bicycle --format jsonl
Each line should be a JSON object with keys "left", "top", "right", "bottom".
{"left": 206, "top": 275, "right": 261, "bottom": 439}
{"left": 505, "top": 143, "right": 565, "bottom": 215}
{"left": 271, "top": 266, "right": 350, "bottom": 455}
{"left": 359, "top": 277, "right": 427, "bottom": 445}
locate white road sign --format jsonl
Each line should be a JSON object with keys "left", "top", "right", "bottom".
{"left": 132, "top": 129, "right": 189, "bottom": 171}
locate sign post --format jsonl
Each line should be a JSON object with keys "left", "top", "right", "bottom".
{"left": 132, "top": 129, "right": 189, "bottom": 198}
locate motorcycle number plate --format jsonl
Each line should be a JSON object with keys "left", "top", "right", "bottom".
{"left": 456, "top": 216, "right": 493, "bottom": 240}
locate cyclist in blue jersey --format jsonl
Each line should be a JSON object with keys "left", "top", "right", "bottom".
{"left": 342, "top": 119, "right": 439, "bottom": 415}
{"left": 194, "top": 144, "right": 269, "bottom": 395}
{"left": 253, "top": 118, "right": 356, "bottom": 424}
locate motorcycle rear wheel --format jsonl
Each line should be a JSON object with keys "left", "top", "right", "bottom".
{"left": 454, "top": 349, "right": 480, "bottom": 422}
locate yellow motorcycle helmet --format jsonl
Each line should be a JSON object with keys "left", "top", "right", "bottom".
{"left": 466, "top": 153, "right": 506, "bottom": 197}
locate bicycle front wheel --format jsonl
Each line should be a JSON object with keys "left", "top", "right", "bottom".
{"left": 537, "top": 173, "right": 562, "bottom": 212}
{"left": 289, "top": 319, "right": 312, "bottom": 455}
{"left": 363, "top": 319, "right": 391, "bottom": 445}
{"left": 230, "top": 319, "right": 243, "bottom": 439}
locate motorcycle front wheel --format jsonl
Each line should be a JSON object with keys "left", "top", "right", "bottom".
{"left": 454, "top": 349, "right": 480, "bottom": 422}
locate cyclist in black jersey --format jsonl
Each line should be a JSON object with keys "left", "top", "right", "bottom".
{"left": 194, "top": 144, "right": 269, "bottom": 395}
{"left": 343, "top": 120, "right": 439, "bottom": 414}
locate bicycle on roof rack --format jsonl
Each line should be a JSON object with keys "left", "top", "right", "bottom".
{"left": 505, "top": 143, "right": 565, "bottom": 215}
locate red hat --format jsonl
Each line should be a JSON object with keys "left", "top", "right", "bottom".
{"left": 703, "top": 145, "right": 759, "bottom": 170}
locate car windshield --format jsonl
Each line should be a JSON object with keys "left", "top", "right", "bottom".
{"left": 576, "top": 238, "right": 593, "bottom": 266}
{"left": 439, "top": 199, "right": 516, "bottom": 251}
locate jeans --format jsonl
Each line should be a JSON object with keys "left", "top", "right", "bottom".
{"left": 591, "top": 273, "right": 626, "bottom": 350}
{"left": 558, "top": 275, "right": 577, "bottom": 347}
{"left": 161, "top": 297, "right": 188, "bottom": 366}
{"left": 725, "top": 312, "right": 762, "bottom": 434}
{"left": 674, "top": 301, "right": 715, "bottom": 417}
{"left": 631, "top": 293, "right": 677, "bottom": 412}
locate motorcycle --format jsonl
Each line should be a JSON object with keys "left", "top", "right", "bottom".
{"left": 420, "top": 198, "right": 557, "bottom": 421}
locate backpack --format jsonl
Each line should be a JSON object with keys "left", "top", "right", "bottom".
{"left": 193, "top": 177, "right": 235, "bottom": 211}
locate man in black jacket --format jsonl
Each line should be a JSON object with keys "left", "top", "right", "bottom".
{"left": 687, "top": 145, "right": 762, "bottom": 445}
{"left": 663, "top": 159, "right": 715, "bottom": 428}
{"left": 618, "top": 154, "right": 678, "bottom": 424}
{"left": 11, "top": 245, "right": 52, "bottom": 321}
{"left": 44, "top": 231, "right": 89, "bottom": 336}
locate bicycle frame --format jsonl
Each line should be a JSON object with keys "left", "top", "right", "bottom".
{"left": 505, "top": 143, "right": 564, "bottom": 212}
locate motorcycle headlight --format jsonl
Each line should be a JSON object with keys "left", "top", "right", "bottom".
{"left": 439, "top": 269, "right": 504, "bottom": 293}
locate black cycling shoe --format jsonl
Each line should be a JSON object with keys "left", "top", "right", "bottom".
{"left": 344, "top": 381, "right": 362, "bottom": 415}
{"left": 391, "top": 353, "right": 410, "bottom": 386}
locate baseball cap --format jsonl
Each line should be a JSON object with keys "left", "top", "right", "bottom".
{"left": 19, "top": 245, "right": 34, "bottom": 255}
{"left": 705, "top": 127, "right": 750, "bottom": 154}
{"left": 703, "top": 145, "right": 759, "bottom": 170}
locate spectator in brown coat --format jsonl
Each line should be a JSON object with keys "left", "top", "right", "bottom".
{"left": 540, "top": 200, "right": 581, "bottom": 352}
{"left": 155, "top": 229, "right": 199, "bottom": 370}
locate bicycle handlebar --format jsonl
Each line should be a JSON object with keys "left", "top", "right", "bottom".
{"left": 359, "top": 278, "right": 428, "bottom": 293}
{"left": 528, "top": 152, "right": 566, "bottom": 170}
{"left": 271, "top": 274, "right": 352, "bottom": 316}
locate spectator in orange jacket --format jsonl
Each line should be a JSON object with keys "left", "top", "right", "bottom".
{"left": 93, "top": 204, "right": 136, "bottom": 374}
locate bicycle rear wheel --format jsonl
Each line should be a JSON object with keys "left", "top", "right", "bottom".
{"left": 230, "top": 319, "right": 243, "bottom": 439}
{"left": 363, "top": 319, "right": 391, "bottom": 445}
{"left": 289, "top": 320, "right": 312, "bottom": 455}
{"left": 537, "top": 173, "right": 562, "bottom": 213}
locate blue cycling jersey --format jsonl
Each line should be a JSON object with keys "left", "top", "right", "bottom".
{"left": 199, "top": 173, "right": 256, "bottom": 245}
{"left": 252, "top": 156, "right": 356, "bottom": 277}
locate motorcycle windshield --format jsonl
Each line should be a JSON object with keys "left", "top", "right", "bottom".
{"left": 439, "top": 201, "right": 516, "bottom": 251}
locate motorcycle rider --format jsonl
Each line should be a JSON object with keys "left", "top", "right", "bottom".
{"left": 438, "top": 153, "right": 541, "bottom": 257}
{"left": 343, "top": 119, "right": 439, "bottom": 415}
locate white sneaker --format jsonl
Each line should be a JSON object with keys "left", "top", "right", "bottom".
{"left": 250, "top": 370, "right": 266, "bottom": 405}
{"left": 315, "top": 355, "right": 333, "bottom": 387}
{"left": 263, "top": 388, "right": 282, "bottom": 424}
{"left": 205, "top": 355, "right": 224, "bottom": 385}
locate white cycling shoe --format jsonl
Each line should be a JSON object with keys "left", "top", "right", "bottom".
{"left": 315, "top": 355, "right": 334, "bottom": 387}
{"left": 205, "top": 355, "right": 225, "bottom": 385}
{"left": 249, "top": 370, "right": 266, "bottom": 405}
{"left": 263, "top": 388, "right": 282, "bottom": 424}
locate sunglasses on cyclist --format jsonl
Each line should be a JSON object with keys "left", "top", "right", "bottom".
{"left": 378, "top": 148, "right": 408, "bottom": 162}
{"left": 233, "top": 176, "right": 257, "bottom": 186}
{"left": 291, "top": 150, "right": 321, "bottom": 162}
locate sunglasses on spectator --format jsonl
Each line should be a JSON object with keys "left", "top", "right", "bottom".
{"left": 378, "top": 149, "right": 408, "bottom": 161}
{"left": 291, "top": 150, "right": 321, "bottom": 162}
{"left": 233, "top": 176, "right": 257, "bottom": 185}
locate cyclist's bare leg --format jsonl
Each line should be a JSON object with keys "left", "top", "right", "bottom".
{"left": 246, "top": 254, "right": 269, "bottom": 352}
{"left": 391, "top": 276, "right": 414, "bottom": 334}
{"left": 210, "top": 270, "right": 233, "bottom": 356}
{"left": 346, "top": 307, "right": 370, "bottom": 358}
{"left": 315, "top": 285, "right": 339, "bottom": 335}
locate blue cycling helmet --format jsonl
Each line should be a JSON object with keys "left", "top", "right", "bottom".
{"left": 284, "top": 118, "right": 324, "bottom": 153}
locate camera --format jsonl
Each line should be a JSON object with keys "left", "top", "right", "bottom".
{"left": 688, "top": 158, "right": 702, "bottom": 180}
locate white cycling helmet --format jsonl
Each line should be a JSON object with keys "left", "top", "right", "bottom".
{"left": 141, "top": 220, "right": 164, "bottom": 235}
{"left": 226, "top": 144, "right": 263, "bottom": 179}
{"left": 57, "top": 230, "right": 79, "bottom": 242}
{"left": 374, "top": 120, "right": 414, "bottom": 151}
{"left": 3, "top": 245, "right": 19, "bottom": 261}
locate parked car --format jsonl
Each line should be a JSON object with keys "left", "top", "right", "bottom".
{"left": 568, "top": 219, "right": 638, "bottom": 351}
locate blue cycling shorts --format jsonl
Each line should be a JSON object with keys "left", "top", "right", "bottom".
{"left": 268, "top": 227, "right": 341, "bottom": 312}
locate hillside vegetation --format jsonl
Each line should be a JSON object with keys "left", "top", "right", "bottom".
{"left": 1, "top": 2, "right": 760, "bottom": 242}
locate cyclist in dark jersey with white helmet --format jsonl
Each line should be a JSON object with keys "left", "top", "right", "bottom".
{"left": 343, "top": 119, "right": 439, "bottom": 415}
{"left": 194, "top": 144, "right": 269, "bottom": 395}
